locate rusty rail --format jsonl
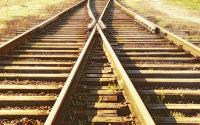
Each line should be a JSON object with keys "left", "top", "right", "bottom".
{"left": 97, "top": 24, "right": 156, "bottom": 125}
{"left": 114, "top": 0, "right": 200, "bottom": 58}
{"left": 87, "top": 0, "right": 96, "bottom": 28}
{"left": 0, "top": 0, "right": 86, "bottom": 55}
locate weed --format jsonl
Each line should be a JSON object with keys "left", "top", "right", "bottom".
{"left": 78, "top": 120, "right": 87, "bottom": 125}
{"left": 180, "top": 94, "right": 184, "bottom": 99}
{"left": 108, "top": 83, "right": 119, "bottom": 91}
{"left": 156, "top": 95, "right": 165, "bottom": 103}
{"left": 170, "top": 111, "right": 185, "bottom": 117}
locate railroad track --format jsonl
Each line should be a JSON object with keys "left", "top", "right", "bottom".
{"left": 1, "top": 0, "right": 200, "bottom": 125}
{"left": 100, "top": 0, "right": 200, "bottom": 124}
{"left": 45, "top": 0, "right": 153, "bottom": 125}
{"left": 57, "top": 35, "right": 136, "bottom": 125}
{"left": 119, "top": 0, "right": 200, "bottom": 49}
{"left": 90, "top": 0, "right": 109, "bottom": 19}
{"left": 0, "top": 0, "right": 90, "bottom": 124}
{"left": 0, "top": 2, "right": 80, "bottom": 45}
{"left": 0, "top": 22, "right": 41, "bottom": 45}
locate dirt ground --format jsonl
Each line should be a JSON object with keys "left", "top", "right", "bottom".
{"left": 0, "top": 0, "right": 78, "bottom": 43}
{"left": 120, "top": 0, "right": 200, "bottom": 46}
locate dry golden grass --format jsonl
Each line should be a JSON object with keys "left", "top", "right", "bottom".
{"left": 0, "top": 0, "right": 78, "bottom": 41}
{"left": 121, "top": 0, "right": 200, "bottom": 44}
{"left": 165, "top": 0, "right": 200, "bottom": 11}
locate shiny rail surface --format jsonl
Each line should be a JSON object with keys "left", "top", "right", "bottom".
{"left": 1, "top": 0, "right": 200, "bottom": 125}
{"left": 91, "top": 0, "right": 109, "bottom": 20}
{"left": 45, "top": 0, "right": 154, "bottom": 125}
{"left": 100, "top": 0, "right": 200, "bottom": 124}
{"left": 0, "top": 0, "right": 90, "bottom": 124}
{"left": 47, "top": 27, "right": 138, "bottom": 125}
{"left": 45, "top": 25, "right": 154, "bottom": 125}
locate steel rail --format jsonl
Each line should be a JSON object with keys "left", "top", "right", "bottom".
{"left": 44, "top": 0, "right": 155, "bottom": 124}
{"left": 100, "top": 1, "right": 200, "bottom": 124}
{"left": 97, "top": 1, "right": 155, "bottom": 124}
{"left": 114, "top": 0, "right": 200, "bottom": 58}
{"left": 6, "top": 0, "right": 199, "bottom": 124}
{"left": 0, "top": 0, "right": 90, "bottom": 124}
{"left": 44, "top": 23, "right": 97, "bottom": 125}
{"left": 87, "top": 0, "right": 96, "bottom": 29}
{"left": 44, "top": 1, "right": 96, "bottom": 123}
{"left": 45, "top": 24, "right": 155, "bottom": 124}
{"left": 96, "top": 24, "right": 156, "bottom": 125}
{"left": 98, "top": 0, "right": 111, "bottom": 29}
{"left": 0, "top": 0, "right": 86, "bottom": 55}
{"left": 44, "top": 1, "right": 156, "bottom": 122}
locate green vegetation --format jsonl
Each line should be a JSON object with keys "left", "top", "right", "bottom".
{"left": 156, "top": 95, "right": 165, "bottom": 104}
{"left": 0, "top": 0, "right": 70, "bottom": 20}
{"left": 122, "top": 0, "right": 141, "bottom": 6}
{"left": 189, "top": 35, "right": 200, "bottom": 40}
{"left": 170, "top": 111, "right": 186, "bottom": 117}
{"left": 122, "top": 0, "right": 200, "bottom": 43}
{"left": 164, "top": 0, "right": 200, "bottom": 10}
{"left": 78, "top": 120, "right": 87, "bottom": 125}
{"left": 108, "top": 83, "right": 120, "bottom": 91}
{"left": 122, "top": 0, "right": 145, "bottom": 13}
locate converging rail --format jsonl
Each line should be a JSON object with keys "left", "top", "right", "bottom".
{"left": 45, "top": 0, "right": 154, "bottom": 125}
{"left": 0, "top": 0, "right": 90, "bottom": 124}
{"left": 0, "top": 0, "right": 200, "bottom": 125}
{"left": 45, "top": 26, "right": 155, "bottom": 125}
{"left": 100, "top": 0, "right": 200, "bottom": 124}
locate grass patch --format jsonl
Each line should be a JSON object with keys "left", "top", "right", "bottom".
{"left": 121, "top": 0, "right": 200, "bottom": 43}
{"left": 122, "top": 0, "right": 145, "bottom": 13}
{"left": 170, "top": 111, "right": 186, "bottom": 117}
{"left": 164, "top": 0, "right": 200, "bottom": 10}
{"left": 122, "top": 0, "right": 142, "bottom": 6}
{"left": 0, "top": 0, "right": 77, "bottom": 41}
{"left": 0, "top": 0, "right": 74, "bottom": 23}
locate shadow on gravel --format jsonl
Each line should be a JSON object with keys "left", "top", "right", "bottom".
{"left": 101, "top": 3, "right": 174, "bottom": 124}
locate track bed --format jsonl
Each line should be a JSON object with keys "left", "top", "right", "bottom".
{"left": 0, "top": 2, "right": 89, "bottom": 124}
{"left": 103, "top": 2, "right": 200, "bottom": 125}
{"left": 62, "top": 36, "right": 136, "bottom": 125}
{"left": 1, "top": 0, "right": 199, "bottom": 125}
